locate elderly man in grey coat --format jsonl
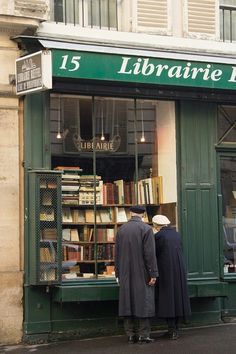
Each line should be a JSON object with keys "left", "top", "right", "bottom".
{"left": 115, "top": 205, "right": 158, "bottom": 344}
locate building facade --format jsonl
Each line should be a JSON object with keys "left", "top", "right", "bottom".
{"left": 1, "top": 0, "right": 236, "bottom": 344}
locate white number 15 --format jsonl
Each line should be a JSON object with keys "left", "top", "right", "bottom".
{"left": 59, "top": 55, "right": 81, "bottom": 71}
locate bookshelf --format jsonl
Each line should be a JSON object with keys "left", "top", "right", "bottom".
{"left": 28, "top": 170, "right": 62, "bottom": 285}
{"left": 57, "top": 167, "right": 170, "bottom": 281}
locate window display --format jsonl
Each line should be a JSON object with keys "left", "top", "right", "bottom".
{"left": 49, "top": 94, "right": 177, "bottom": 281}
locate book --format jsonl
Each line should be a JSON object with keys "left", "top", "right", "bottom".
{"left": 114, "top": 180, "right": 124, "bottom": 204}
{"left": 107, "top": 228, "right": 115, "bottom": 242}
{"left": 62, "top": 228, "right": 71, "bottom": 241}
{"left": 41, "top": 228, "right": 57, "bottom": 240}
{"left": 70, "top": 229, "right": 80, "bottom": 242}
{"left": 42, "top": 192, "right": 52, "bottom": 206}
{"left": 99, "top": 209, "right": 112, "bottom": 222}
{"left": 40, "top": 208, "right": 55, "bottom": 221}
{"left": 62, "top": 207, "right": 73, "bottom": 222}
{"left": 85, "top": 209, "right": 95, "bottom": 223}
{"left": 115, "top": 207, "right": 128, "bottom": 222}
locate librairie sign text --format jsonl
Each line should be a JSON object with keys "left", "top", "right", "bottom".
{"left": 53, "top": 50, "right": 236, "bottom": 90}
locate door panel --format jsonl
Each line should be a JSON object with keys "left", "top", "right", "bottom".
{"left": 179, "top": 101, "right": 219, "bottom": 279}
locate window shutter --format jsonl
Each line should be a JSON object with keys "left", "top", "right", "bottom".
{"left": 184, "top": 0, "right": 217, "bottom": 38}
{"left": 136, "top": 0, "right": 170, "bottom": 34}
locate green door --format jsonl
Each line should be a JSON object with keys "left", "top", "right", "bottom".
{"left": 179, "top": 100, "right": 219, "bottom": 280}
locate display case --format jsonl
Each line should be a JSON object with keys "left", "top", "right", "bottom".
{"left": 28, "top": 170, "right": 62, "bottom": 285}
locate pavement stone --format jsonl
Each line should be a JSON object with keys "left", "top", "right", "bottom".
{"left": 1, "top": 323, "right": 236, "bottom": 354}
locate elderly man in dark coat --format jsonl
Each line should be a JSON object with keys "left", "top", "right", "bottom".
{"left": 115, "top": 205, "right": 158, "bottom": 344}
{"left": 153, "top": 214, "right": 191, "bottom": 340}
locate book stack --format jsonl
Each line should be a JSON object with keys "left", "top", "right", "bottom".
{"left": 41, "top": 228, "right": 57, "bottom": 240}
{"left": 78, "top": 176, "right": 103, "bottom": 205}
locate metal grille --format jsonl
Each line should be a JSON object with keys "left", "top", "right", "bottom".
{"left": 37, "top": 174, "right": 61, "bottom": 283}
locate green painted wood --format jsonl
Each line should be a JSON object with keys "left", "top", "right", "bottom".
{"left": 53, "top": 282, "right": 119, "bottom": 302}
{"left": 179, "top": 101, "right": 219, "bottom": 280}
{"left": 24, "top": 92, "right": 51, "bottom": 170}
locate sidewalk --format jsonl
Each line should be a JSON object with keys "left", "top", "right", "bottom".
{"left": 1, "top": 323, "right": 236, "bottom": 354}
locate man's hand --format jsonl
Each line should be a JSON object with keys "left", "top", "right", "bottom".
{"left": 148, "top": 277, "right": 156, "bottom": 286}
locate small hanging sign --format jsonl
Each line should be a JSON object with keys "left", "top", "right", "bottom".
{"left": 73, "top": 135, "right": 121, "bottom": 152}
{"left": 16, "top": 50, "right": 52, "bottom": 95}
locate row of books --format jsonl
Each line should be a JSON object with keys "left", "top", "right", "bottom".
{"left": 62, "top": 207, "right": 113, "bottom": 223}
{"left": 61, "top": 176, "right": 163, "bottom": 206}
{"left": 63, "top": 244, "right": 115, "bottom": 262}
{"left": 62, "top": 227, "right": 115, "bottom": 243}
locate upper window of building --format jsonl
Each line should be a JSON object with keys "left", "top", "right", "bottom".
{"left": 220, "top": 0, "right": 236, "bottom": 42}
{"left": 50, "top": 0, "right": 118, "bottom": 30}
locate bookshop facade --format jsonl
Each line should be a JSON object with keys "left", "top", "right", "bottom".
{"left": 21, "top": 40, "right": 236, "bottom": 340}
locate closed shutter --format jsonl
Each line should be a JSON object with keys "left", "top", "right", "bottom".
{"left": 184, "top": 0, "right": 217, "bottom": 38}
{"left": 135, "top": 0, "right": 170, "bottom": 34}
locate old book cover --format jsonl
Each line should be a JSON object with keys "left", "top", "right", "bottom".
{"left": 99, "top": 209, "right": 112, "bottom": 222}
{"left": 85, "top": 209, "right": 94, "bottom": 223}
{"left": 106, "top": 228, "right": 115, "bottom": 242}
{"left": 62, "top": 207, "right": 73, "bottom": 222}
{"left": 41, "top": 228, "right": 57, "bottom": 240}
{"left": 62, "top": 228, "right": 71, "bottom": 241}
{"left": 70, "top": 229, "right": 80, "bottom": 242}
{"left": 114, "top": 179, "right": 124, "bottom": 204}
{"left": 115, "top": 207, "right": 127, "bottom": 223}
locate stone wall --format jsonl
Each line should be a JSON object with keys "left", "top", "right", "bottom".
{"left": 0, "top": 0, "right": 46, "bottom": 343}
{"left": 0, "top": 29, "right": 23, "bottom": 345}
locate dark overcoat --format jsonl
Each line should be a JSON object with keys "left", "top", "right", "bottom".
{"left": 155, "top": 226, "right": 191, "bottom": 319}
{"left": 115, "top": 216, "right": 158, "bottom": 318}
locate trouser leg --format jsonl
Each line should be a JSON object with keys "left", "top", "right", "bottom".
{"left": 123, "top": 317, "right": 135, "bottom": 336}
{"left": 138, "top": 318, "right": 151, "bottom": 337}
{"left": 166, "top": 317, "right": 175, "bottom": 331}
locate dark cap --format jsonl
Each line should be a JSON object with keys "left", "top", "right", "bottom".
{"left": 130, "top": 205, "right": 146, "bottom": 214}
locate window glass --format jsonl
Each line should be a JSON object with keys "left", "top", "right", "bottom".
{"left": 50, "top": 94, "right": 177, "bottom": 281}
{"left": 50, "top": 0, "right": 117, "bottom": 28}
{"left": 220, "top": 1, "right": 236, "bottom": 41}
{"left": 218, "top": 105, "right": 236, "bottom": 144}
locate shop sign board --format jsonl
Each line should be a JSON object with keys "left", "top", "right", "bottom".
{"left": 16, "top": 50, "right": 52, "bottom": 95}
{"left": 52, "top": 49, "right": 236, "bottom": 90}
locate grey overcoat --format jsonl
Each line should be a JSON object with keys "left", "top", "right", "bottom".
{"left": 115, "top": 216, "right": 158, "bottom": 318}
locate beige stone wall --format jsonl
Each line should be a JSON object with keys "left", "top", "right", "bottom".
{"left": 0, "top": 30, "right": 23, "bottom": 345}
{"left": 0, "top": 0, "right": 47, "bottom": 343}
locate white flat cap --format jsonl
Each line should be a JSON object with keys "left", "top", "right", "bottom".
{"left": 152, "top": 215, "right": 170, "bottom": 225}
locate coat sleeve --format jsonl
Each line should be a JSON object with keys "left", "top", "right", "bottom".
{"left": 143, "top": 228, "right": 159, "bottom": 278}
{"left": 114, "top": 231, "right": 120, "bottom": 278}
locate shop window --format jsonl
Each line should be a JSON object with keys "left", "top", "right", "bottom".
{"left": 48, "top": 94, "right": 177, "bottom": 282}
{"left": 218, "top": 105, "right": 236, "bottom": 144}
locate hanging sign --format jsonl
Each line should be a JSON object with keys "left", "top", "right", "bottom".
{"left": 52, "top": 49, "right": 236, "bottom": 90}
{"left": 16, "top": 50, "right": 52, "bottom": 95}
{"left": 73, "top": 134, "right": 121, "bottom": 152}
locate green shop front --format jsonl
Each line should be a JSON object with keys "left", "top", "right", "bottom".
{"left": 19, "top": 40, "right": 236, "bottom": 341}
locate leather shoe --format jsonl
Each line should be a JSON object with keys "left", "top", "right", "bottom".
{"left": 127, "top": 335, "right": 137, "bottom": 344}
{"left": 137, "top": 336, "right": 155, "bottom": 344}
{"left": 163, "top": 330, "right": 179, "bottom": 340}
